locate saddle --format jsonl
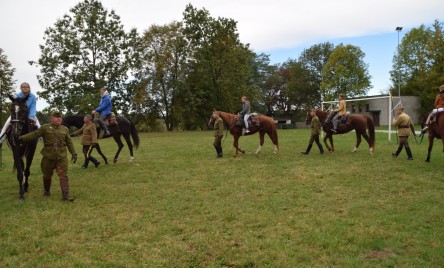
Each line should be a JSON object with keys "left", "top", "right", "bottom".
{"left": 235, "top": 113, "right": 260, "bottom": 128}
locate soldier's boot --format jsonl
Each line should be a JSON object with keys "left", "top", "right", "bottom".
{"left": 89, "top": 156, "right": 100, "bottom": 168}
{"left": 392, "top": 144, "right": 403, "bottom": 158}
{"left": 81, "top": 159, "right": 90, "bottom": 169}
{"left": 60, "top": 176, "right": 74, "bottom": 202}
{"left": 405, "top": 146, "right": 414, "bottom": 160}
{"left": 301, "top": 144, "right": 312, "bottom": 154}
{"left": 317, "top": 143, "right": 324, "bottom": 154}
{"left": 43, "top": 177, "right": 51, "bottom": 197}
{"left": 218, "top": 145, "right": 223, "bottom": 158}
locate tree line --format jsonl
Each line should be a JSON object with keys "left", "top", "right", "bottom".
{"left": 1, "top": 0, "right": 443, "bottom": 130}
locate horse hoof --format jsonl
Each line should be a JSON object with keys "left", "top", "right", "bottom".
{"left": 425, "top": 159, "right": 430, "bottom": 162}
{"left": 113, "top": 159, "right": 118, "bottom": 164}
{"left": 241, "top": 151, "right": 245, "bottom": 154}
{"left": 18, "top": 197, "right": 25, "bottom": 202}
{"left": 129, "top": 157, "right": 134, "bottom": 162}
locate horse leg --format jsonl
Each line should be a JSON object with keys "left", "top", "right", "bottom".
{"left": 352, "top": 132, "right": 362, "bottom": 153}
{"left": 95, "top": 144, "right": 109, "bottom": 164}
{"left": 425, "top": 135, "right": 434, "bottom": 162}
{"left": 112, "top": 134, "right": 124, "bottom": 163}
{"left": 323, "top": 134, "right": 332, "bottom": 152}
{"left": 359, "top": 131, "right": 374, "bottom": 155}
{"left": 16, "top": 157, "right": 25, "bottom": 201}
{"left": 233, "top": 136, "right": 244, "bottom": 157}
{"left": 255, "top": 132, "right": 265, "bottom": 155}
{"left": 122, "top": 133, "right": 134, "bottom": 161}
{"left": 23, "top": 154, "right": 34, "bottom": 193}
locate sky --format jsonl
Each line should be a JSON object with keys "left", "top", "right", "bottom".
{"left": 1, "top": 0, "right": 443, "bottom": 111}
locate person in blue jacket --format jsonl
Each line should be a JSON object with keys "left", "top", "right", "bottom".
{"left": 91, "top": 87, "right": 112, "bottom": 136}
{"left": 0, "top": 82, "right": 41, "bottom": 144}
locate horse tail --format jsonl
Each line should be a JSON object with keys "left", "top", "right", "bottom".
{"left": 366, "top": 116, "right": 375, "bottom": 149}
{"left": 130, "top": 119, "right": 140, "bottom": 149}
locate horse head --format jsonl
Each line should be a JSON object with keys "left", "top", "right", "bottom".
{"left": 305, "top": 110, "right": 313, "bottom": 125}
{"left": 8, "top": 95, "right": 30, "bottom": 137}
{"left": 208, "top": 110, "right": 219, "bottom": 128}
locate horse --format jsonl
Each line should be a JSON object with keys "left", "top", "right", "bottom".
{"left": 3, "top": 95, "right": 38, "bottom": 201}
{"left": 305, "top": 109, "right": 375, "bottom": 155}
{"left": 421, "top": 111, "right": 444, "bottom": 162}
{"left": 208, "top": 111, "right": 279, "bottom": 156}
{"left": 62, "top": 115, "right": 140, "bottom": 163}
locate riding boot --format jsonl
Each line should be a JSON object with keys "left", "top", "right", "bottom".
{"left": 392, "top": 144, "right": 403, "bottom": 158}
{"left": 82, "top": 159, "right": 90, "bottom": 169}
{"left": 405, "top": 146, "right": 413, "bottom": 160}
{"left": 317, "top": 143, "right": 324, "bottom": 154}
{"left": 301, "top": 144, "right": 312, "bottom": 154}
{"left": 89, "top": 156, "right": 100, "bottom": 168}
{"left": 98, "top": 120, "right": 110, "bottom": 136}
{"left": 218, "top": 145, "right": 223, "bottom": 157}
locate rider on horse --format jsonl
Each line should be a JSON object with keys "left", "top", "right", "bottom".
{"left": 421, "top": 84, "right": 444, "bottom": 134}
{"left": 0, "top": 82, "right": 40, "bottom": 145}
{"left": 237, "top": 96, "right": 251, "bottom": 134}
{"left": 330, "top": 94, "right": 346, "bottom": 133}
{"left": 92, "top": 87, "right": 112, "bottom": 136}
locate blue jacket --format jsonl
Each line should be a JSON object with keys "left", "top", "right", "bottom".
{"left": 17, "top": 92, "right": 37, "bottom": 119}
{"left": 95, "top": 91, "right": 112, "bottom": 116}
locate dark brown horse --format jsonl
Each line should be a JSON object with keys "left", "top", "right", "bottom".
{"left": 421, "top": 112, "right": 444, "bottom": 162}
{"left": 305, "top": 110, "right": 375, "bottom": 155}
{"left": 62, "top": 115, "right": 139, "bottom": 163}
{"left": 208, "top": 111, "right": 279, "bottom": 156}
{"left": 3, "top": 95, "right": 38, "bottom": 201}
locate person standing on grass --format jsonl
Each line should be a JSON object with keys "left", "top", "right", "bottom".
{"left": 71, "top": 115, "right": 100, "bottom": 169}
{"left": 212, "top": 112, "right": 224, "bottom": 158}
{"left": 19, "top": 110, "right": 77, "bottom": 201}
{"left": 301, "top": 109, "right": 324, "bottom": 155}
{"left": 392, "top": 106, "right": 415, "bottom": 160}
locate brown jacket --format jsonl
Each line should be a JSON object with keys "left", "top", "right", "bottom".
{"left": 72, "top": 122, "right": 97, "bottom": 145}
{"left": 393, "top": 112, "right": 414, "bottom": 137}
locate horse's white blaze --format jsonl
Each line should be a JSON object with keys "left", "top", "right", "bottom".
{"left": 255, "top": 145, "right": 263, "bottom": 155}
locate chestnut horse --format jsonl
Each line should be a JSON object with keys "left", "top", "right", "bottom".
{"left": 208, "top": 111, "right": 279, "bottom": 156}
{"left": 305, "top": 110, "right": 375, "bottom": 155}
{"left": 421, "top": 112, "right": 444, "bottom": 162}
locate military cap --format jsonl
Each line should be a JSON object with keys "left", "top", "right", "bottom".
{"left": 395, "top": 106, "right": 404, "bottom": 111}
{"left": 50, "top": 110, "right": 62, "bottom": 118}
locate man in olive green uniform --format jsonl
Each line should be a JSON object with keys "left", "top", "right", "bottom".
{"left": 20, "top": 111, "right": 77, "bottom": 201}
{"left": 301, "top": 109, "right": 324, "bottom": 154}
{"left": 213, "top": 112, "right": 224, "bottom": 158}
{"left": 392, "top": 106, "right": 415, "bottom": 160}
{"left": 71, "top": 115, "right": 100, "bottom": 169}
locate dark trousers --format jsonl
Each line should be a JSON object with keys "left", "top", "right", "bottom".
{"left": 82, "top": 145, "right": 99, "bottom": 168}
{"left": 213, "top": 135, "right": 223, "bottom": 156}
{"left": 40, "top": 157, "right": 70, "bottom": 197}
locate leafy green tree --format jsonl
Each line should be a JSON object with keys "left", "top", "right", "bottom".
{"left": 298, "top": 42, "right": 335, "bottom": 106}
{"left": 31, "top": 0, "right": 139, "bottom": 115}
{"left": 391, "top": 20, "right": 444, "bottom": 114}
{"left": 0, "top": 48, "right": 15, "bottom": 123}
{"left": 135, "top": 22, "right": 189, "bottom": 131}
{"left": 321, "top": 44, "right": 371, "bottom": 100}
{"left": 181, "top": 4, "right": 257, "bottom": 129}
{"left": 0, "top": 48, "right": 15, "bottom": 101}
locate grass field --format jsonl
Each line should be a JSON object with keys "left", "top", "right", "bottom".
{"left": 0, "top": 129, "right": 443, "bottom": 267}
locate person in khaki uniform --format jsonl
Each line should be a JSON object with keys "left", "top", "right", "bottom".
{"left": 71, "top": 115, "right": 100, "bottom": 169}
{"left": 19, "top": 111, "right": 77, "bottom": 201}
{"left": 392, "top": 106, "right": 415, "bottom": 160}
{"left": 212, "top": 112, "right": 224, "bottom": 158}
{"left": 301, "top": 109, "right": 324, "bottom": 155}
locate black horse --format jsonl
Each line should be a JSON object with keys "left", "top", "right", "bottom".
{"left": 3, "top": 95, "right": 38, "bottom": 201}
{"left": 62, "top": 115, "right": 140, "bottom": 163}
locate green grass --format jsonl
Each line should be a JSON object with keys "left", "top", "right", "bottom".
{"left": 0, "top": 130, "right": 443, "bottom": 267}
